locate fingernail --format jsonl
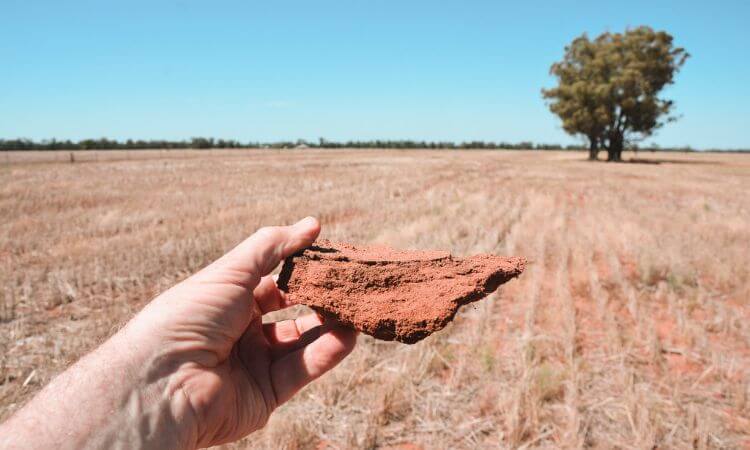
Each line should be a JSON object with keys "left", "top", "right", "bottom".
{"left": 297, "top": 216, "right": 317, "bottom": 227}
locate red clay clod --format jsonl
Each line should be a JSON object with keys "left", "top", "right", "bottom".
{"left": 277, "top": 240, "right": 526, "bottom": 344}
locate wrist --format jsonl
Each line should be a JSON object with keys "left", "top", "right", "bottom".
{"left": 0, "top": 325, "right": 199, "bottom": 450}
{"left": 109, "top": 321, "right": 200, "bottom": 449}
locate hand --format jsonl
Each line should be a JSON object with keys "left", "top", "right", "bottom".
{"left": 130, "top": 217, "right": 358, "bottom": 447}
{"left": 0, "top": 217, "right": 357, "bottom": 449}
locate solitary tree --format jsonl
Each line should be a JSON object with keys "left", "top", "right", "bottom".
{"left": 542, "top": 27, "right": 688, "bottom": 161}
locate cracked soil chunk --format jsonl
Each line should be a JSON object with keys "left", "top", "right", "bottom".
{"left": 277, "top": 240, "right": 525, "bottom": 344}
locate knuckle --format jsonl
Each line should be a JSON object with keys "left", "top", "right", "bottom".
{"left": 255, "top": 226, "right": 281, "bottom": 241}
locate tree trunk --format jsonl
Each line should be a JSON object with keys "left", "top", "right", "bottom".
{"left": 588, "top": 137, "right": 599, "bottom": 160}
{"left": 606, "top": 133, "right": 624, "bottom": 162}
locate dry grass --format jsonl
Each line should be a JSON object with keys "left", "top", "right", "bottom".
{"left": 1, "top": 149, "right": 749, "bottom": 448}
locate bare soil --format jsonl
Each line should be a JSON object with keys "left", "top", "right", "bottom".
{"left": 2, "top": 149, "right": 749, "bottom": 448}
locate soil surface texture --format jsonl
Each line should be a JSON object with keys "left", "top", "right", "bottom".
{"left": 277, "top": 240, "right": 525, "bottom": 343}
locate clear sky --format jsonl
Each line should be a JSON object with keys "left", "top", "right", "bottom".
{"left": 2, "top": 0, "right": 748, "bottom": 149}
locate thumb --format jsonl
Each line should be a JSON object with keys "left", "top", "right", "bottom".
{"left": 201, "top": 217, "right": 320, "bottom": 289}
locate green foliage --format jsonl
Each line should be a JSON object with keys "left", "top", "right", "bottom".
{"left": 542, "top": 26, "right": 689, "bottom": 161}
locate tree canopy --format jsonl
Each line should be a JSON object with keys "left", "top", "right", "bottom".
{"left": 543, "top": 26, "right": 689, "bottom": 161}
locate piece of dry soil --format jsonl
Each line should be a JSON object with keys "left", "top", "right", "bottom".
{"left": 277, "top": 240, "right": 525, "bottom": 344}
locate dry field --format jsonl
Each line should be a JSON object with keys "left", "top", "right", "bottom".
{"left": 1, "top": 149, "right": 749, "bottom": 448}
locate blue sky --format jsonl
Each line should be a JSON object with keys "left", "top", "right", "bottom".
{"left": 2, "top": 0, "right": 748, "bottom": 149}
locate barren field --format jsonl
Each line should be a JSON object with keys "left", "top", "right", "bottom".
{"left": 1, "top": 149, "right": 749, "bottom": 448}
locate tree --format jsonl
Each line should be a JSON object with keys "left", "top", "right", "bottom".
{"left": 542, "top": 27, "right": 688, "bottom": 161}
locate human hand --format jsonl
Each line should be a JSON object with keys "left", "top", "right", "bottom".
{"left": 0, "top": 217, "right": 357, "bottom": 450}
{"left": 122, "top": 217, "right": 357, "bottom": 447}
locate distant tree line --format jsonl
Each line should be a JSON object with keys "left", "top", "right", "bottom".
{"left": 0, "top": 137, "right": 580, "bottom": 151}
{"left": 0, "top": 138, "right": 743, "bottom": 152}
{"left": 0, "top": 138, "right": 249, "bottom": 151}
{"left": 313, "top": 139, "right": 576, "bottom": 150}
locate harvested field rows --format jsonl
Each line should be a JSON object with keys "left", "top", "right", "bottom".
{"left": 1, "top": 150, "right": 749, "bottom": 448}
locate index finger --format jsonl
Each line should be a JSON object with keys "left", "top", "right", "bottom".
{"left": 253, "top": 275, "right": 291, "bottom": 314}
